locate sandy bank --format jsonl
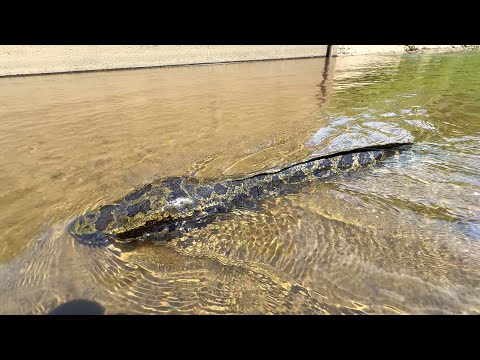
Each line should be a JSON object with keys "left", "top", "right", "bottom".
{"left": 337, "top": 45, "right": 468, "bottom": 56}
{"left": 0, "top": 45, "right": 330, "bottom": 77}
{"left": 0, "top": 45, "right": 474, "bottom": 77}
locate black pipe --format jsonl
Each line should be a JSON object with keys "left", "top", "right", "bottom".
{"left": 326, "top": 45, "right": 333, "bottom": 57}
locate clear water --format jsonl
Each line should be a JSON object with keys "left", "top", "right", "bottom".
{"left": 0, "top": 51, "right": 479, "bottom": 314}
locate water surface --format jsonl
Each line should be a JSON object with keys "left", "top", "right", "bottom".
{"left": 0, "top": 52, "right": 479, "bottom": 314}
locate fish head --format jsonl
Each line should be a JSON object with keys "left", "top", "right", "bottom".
{"left": 68, "top": 207, "right": 115, "bottom": 246}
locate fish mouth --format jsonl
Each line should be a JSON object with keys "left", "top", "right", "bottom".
{"left": 67, "top": 211, "right": 180, "bottom": 246}
{"left": 68, "top": 212, "right": 209, "bottom": 246}
{"left": 112, "top": 205, "right": 231, "bottom": 243}
{"left": 113, "top": 216, "right": 177, "bottom": 241}
{"left": 114, "top": 215, "right": 221, "bottom": 243}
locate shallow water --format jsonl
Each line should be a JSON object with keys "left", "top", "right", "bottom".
{"left": 0, "top": 52, "right": 479, "bottom": 314}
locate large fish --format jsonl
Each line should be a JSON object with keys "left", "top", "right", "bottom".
{"left": 69, "top": 143, "right": 411, "bottom": 246}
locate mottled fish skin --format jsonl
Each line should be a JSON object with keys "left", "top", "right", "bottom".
{"left": 69, "top": 143, "right": 409, "bottom": 246}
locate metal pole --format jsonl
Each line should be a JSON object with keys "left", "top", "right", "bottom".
{"left": 326, "top": 45, "right": 333, "bottom": 58}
